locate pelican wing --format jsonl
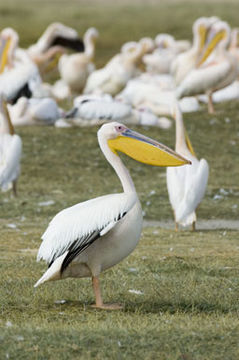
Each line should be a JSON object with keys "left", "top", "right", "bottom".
{"left": 0, "top": 63, "right": 39, "bottom": 103}
{"left": 29, "top": 98, "right": 61, "bottom": 123}
{"left": 37, "top": 192, "right": 136, "bottom": 269}
{"left": 0, "top": 134, "right": 22, "bottom": 190}
{"left": 84, "top": 67, "right": 112, "bottom": 94}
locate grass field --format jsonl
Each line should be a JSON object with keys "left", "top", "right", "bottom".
{"left": 0, "top": 0, "right": 239, "bottom": 359}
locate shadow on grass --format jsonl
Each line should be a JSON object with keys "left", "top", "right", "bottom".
{"left": 30, "top": 297, "right": 235, "bottom": 315}
{"left": 124, "top": 299, "right": 234, "bottom": 315}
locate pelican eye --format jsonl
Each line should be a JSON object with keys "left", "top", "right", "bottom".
{"left": 115, "top": 125, "right": 126, "bottom": 133}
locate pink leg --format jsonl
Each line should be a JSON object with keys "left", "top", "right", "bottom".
{"left": 207, "top": 93, "right": 215, "bottom": 114}
{"left": 91, "top": 276, "right": 123, "bottom": 310}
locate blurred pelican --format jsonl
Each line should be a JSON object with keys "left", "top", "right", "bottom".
{"left": 35, "top": 122, "right": 190, "bottom": 309}
{"left": 57, "top": 94, "right": 171, "bottom": 129}
{"left": 171, "top": 16, "right": 219, "bottom": 85}
{"left": 58, "top": 27, "right": 99, "bottom": 93}
{"left": 0, "top": 96, "right": 22, "bottom": 195}
{"left": 176, "top": 21, "right": 238, "bottom": 113}
{"left": 117, "top": 74, "right": 200, "bottom": 115}
{"left": 8, "top": 97, "right": 64, "bottom": 126}
{"left": 0, "top": 28, "right": 42, "bottom": 104}
{"left": 143, "top": 34, "right": 181, "bottom": 74}
{"left": 27, "top": 22, "right": 84, "bottom": 76}
{"left": 0, "top": 27, "right": 19, "bottom": 72}
{"left": 84, "top": 37, "right": 154, "bottom": 96}
{"left": 167, "top": 103, "right": 209, "bottom": 231}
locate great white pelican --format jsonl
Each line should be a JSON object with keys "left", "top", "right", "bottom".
{"left": 0, "top": 96, "right": 22, "bottom": 195}
{"left": 171, "top": 16, "right": 219, "bottom": 85}
{"left": 176, "top": 21, "right": 238, "bottom": 114}
{"left": 35, "top": 122, "right": 190, "bottom": 309}
{"left": 58, "top": 27, "right": 99, "bottom": 93}
{"left": 166, "top": 103, "right": 209, "bottom": 231}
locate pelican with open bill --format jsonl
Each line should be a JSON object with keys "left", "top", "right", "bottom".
{"left": 35, "top": 122, "right": 190, "bottom": 310}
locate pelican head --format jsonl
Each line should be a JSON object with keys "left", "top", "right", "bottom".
{"left": 197, "top": 20, "right": 231, "bottom": 66}
{"left": 193, "top": 16, "right": 220, "bottom": 54}
{"left": 155, "top": 34, "right": 175, "bottom": 49}
{"left": 121, "top": 41, "right": 138, "bottom": 54}
{"left": 98, "top": 122, "right": 190, "bottom": 167}
{"left": 139, "top": 37, "right": 155, "bottom": 54}
{"left": 84, "top": 27, "right": 99, "bottom": 42}
{"left": 0, "top": 27, "right": 19, "bottom": 73}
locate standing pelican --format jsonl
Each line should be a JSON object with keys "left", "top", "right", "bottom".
{"left": 171, "top": 16, "right": 219, "bottom": 85}
{"left": 166, "top": 103, "right": 209, "bottom": 231}
{"left": 176, "top": 21, "right": 238, "bottom": 114}
{"left": 27, "top": 22, "right": 84, "bottom": 76}
{"left": 58, "top": 27, "right": 99, "bottom": 93}
{"left": 0, "top": 97, "right": 22, "bottom": 195}
{"left": 35, "top": 122, "right": 190, "bottom": 309}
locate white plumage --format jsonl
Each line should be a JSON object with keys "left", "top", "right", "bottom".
{"left": 8, "top": 97, "right": 64, "bottom": 126}
{"left": 0, "top": 97, "right": 22, "bottom": 194}
{"left": 58, "top": 94, "right": 171, "bottom": 129}
{"left": 171, "top": 16, "right": 219, "bottom": 85}
{"left": 166, "top": 103, "right": 209, "bottom": 230}
{"left": 58, "top": 27, "right": 99, "bottom": 93}
{"left": 84, "top": 38, "right": 154, "bottom": 96}
{"left": 37, "top": 192, "right": 136, "bottom": 267}
{"left": 0, "top": 133, "right": 22, "bottom": 191}
{"left": 176, "top": 20, "right": 238, "bottom": 113}
{"left": 35, "top": 121, "right": 189, "bottom": 309}
{"left": 167, "top": 155, "right": 209, "bottom": 227}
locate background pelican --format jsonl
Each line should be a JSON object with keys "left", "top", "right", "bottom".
{"left": 171, "top": 16, "right": 219, "bottom": 85}
{"left": 35, "top": 121, "right": 190, "bottom": 309}
{"left": 143, "top": 34, "right": 181, "bottom": 75}
{"left": 27, "top": 22, "right": 84, "bottom": 76}
{"left": 58, "top": 27, "right": 99, "bottom": 93}
{"left": 166, "top": 103, "right": 209, "bottom": 231}
{"left": 84, "top": 37, "right": 154, "bottom": 96}
{"left": 0, "top": 27, "right": 19, "bottom": 72}
{"left": 8, "top": 97, "right": 64, "bottom": 126}
{"left": 58, "top": 94, "right": 172, "bottom": 128}
{"left": 0, "top": 96, "right": 22, "bottom": 195}
{"left": 0, "top": 28, "right": 43, "bottom": 104}
{"left": 176, "top": 21, "right": 238, "bottom": 114}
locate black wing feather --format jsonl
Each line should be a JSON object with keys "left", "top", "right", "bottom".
{"left": 60, "top": 230, "right": 100, "bottom": 273}
{"left": 48, "top": 212, "right": 127, "bottom": 273}
{"left": 49, "top": 36, "right": 85, "bottom": 52}
{"left": 48, "top": 211, "right": 128, "bottom": 273}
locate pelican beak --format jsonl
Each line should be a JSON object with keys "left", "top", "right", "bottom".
{"left": 108, "top": 128, "right": 191, "bottom": 167}
{"left": 0, "top": 37, "right": 11, "bottom": 73}
{"left": 197, "top": 28, "right": 227, "bottom": 67}
{"left": 198, "top": 24, "right": 208, "bottom": 53}
{"left": 45, "top": 52, "right": 62, "bottom": 73}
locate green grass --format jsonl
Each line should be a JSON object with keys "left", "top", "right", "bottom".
{"left": 0, "top": 0, "right": 239, "bottom": 359}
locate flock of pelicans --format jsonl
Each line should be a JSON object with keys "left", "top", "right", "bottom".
{"left": 1, "top": 16, "right": 238, "bottom": 309}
